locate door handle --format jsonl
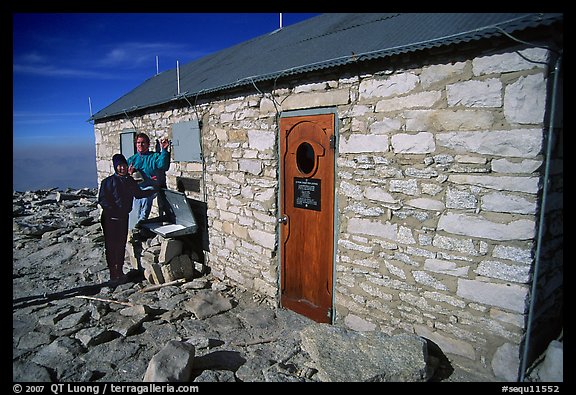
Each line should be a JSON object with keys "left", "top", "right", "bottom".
{"left": 277, "top": 215, "right": 288, "bottom": 224}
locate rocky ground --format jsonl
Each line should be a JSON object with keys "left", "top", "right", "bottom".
{"left": 12, "top": 188, "right": 559, "bottom": 383}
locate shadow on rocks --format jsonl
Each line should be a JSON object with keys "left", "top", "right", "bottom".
{"left": 423, "top": 338, "right": 455, "bottom": 382}
{"left": 12, "top": 269, "right": 144, "bottom": 311}
{"left": 190, "top": 350, "right": 247, "bottom": 380}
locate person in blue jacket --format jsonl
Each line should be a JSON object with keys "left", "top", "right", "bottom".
{"left": 98, "top": 154, "right": 157, "bottom": 283}
{"left": 127, "top": 132, "right": 171, "bottom": 224}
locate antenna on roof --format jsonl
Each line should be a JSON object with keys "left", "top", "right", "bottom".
{"left": 176, "top": 60, "right": 180, "bottom": 95}
{"left": 88, "top": 96, "right": 93, "bottom": 117}
{"left": 279, "top": 13, "right": 283, "bottom": 29}
{"left": 156, "top": 56, "right": 159, "bottom": 75}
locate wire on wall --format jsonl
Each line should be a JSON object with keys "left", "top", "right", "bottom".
{"left": 122, "top": 109, "right": 139, "bottom": 132}
{"left": 493, "top": 26, "right": 563, "bottom": 383}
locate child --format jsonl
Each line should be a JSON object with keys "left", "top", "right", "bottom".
{"left": 98, "top": 154, "right": 157, "bottom": 283}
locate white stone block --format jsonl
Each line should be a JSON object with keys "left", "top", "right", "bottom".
{"left": 424, "top": 258, "right": 469, "bottom": 277}
{"left": 405, "top": 197, "right": 445, "bottom": 211}
{"left": 339, "top": 134, "right": 388, "bottom": 153}
{"left": 238, "top": 159, "right": 262, "bottom": 175}
{"left": 420, "top": 61, "right": 467, "bottom": 88}
{"left": 437, "top": 212, "right": 535, "bottom": 241}
{"left": 473, "top": 48, "right": 548, "bottom": 76}
{"left": 369, "top": 118, "right": 401, "bottom": 134}
{"left": 282, "top": 89, "right": 349, "bottom": 110}
{"left": 344, "top": 314, "right": 377, "bottom": 332}
{"left": 364, "top": 187, "right": 398, "bottom": 204}
{"left": 247, "top": 130, "right": 275, "bottom": 151}
{"left": 347, "top": 217, "right": 397, "bottom": 240}
{"left": 406, "top": 109, "right": 494, "bottom": 131}
{"left": 446, "top": 78, "right": 502, "bottom": 108}
{"left": 481, "top": 192, "right": 536, "bottom": 215}
{"left": 504, "top": 74, "right": 546, "bottom": 124}
{"left": 375, "top": 91, "right": 441, "bottom": 112}
{"left": 491, "top": 158, "right": 542, "bottom": 174}
{"left": 457, "top": 279, "right": 528, "bottom": 313}
{"left": 359, "top": 73, "right": 419, "bottom": 99}
{"left": 248, "top": 228, "right": 275, "bottom": 250}
{"left": 391, "top": 132, "right": 435, "bottom": 154}
{"left": 448, "top": 174, "right": 539, "bottom": 194}
{"left": 437, "top": 129, "right": 542, "bottom": 158}
{"left": 491, "top": 342, "right": 520, "bottom": 381}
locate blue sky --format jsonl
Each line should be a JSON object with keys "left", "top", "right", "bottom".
{"left": 12, "top": 13, "right": 320, "bottom": 191}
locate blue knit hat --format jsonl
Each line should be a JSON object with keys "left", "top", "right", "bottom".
{"left": 112, "top": 154, "right": 127, "bottom": 173}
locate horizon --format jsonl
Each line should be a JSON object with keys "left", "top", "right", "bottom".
{"left": 13, "top": 144, "right": 98, "bottom": 192}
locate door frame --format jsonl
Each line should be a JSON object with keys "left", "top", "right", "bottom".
{"left": 277, "top": 107, "right": 339, "bottom": 324}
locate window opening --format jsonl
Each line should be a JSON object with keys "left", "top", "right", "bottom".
{"left": 296, "top": 142, "right": 315, "bottom": 174}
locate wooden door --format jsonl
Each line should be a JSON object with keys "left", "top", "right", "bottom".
{"left": 279, "top": 113, "right": 335, "bottom": 323}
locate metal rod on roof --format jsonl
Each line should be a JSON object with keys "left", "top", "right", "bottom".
{"left": 88, "top": 97, "right": 93, "bottom": 117}
{"left": 177, "top": 60, "right": 180, "bottom": 95}
{"left": 279, "top": 13, "right": 283, "bottom": 29}
{"left": 156, "top": 56, "right": 159, "bottom": 75}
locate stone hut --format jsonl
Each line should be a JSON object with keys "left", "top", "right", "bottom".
{"left": 90, "top": 13, "right": 563, "bottom": 381}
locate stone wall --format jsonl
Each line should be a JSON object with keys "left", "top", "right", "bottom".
{"left": 94, "top": 45, "right": 561, "bottom": 380}
{"left": 94, "top": 99, "right": 280, "bottom": 298}
{"left": 330, "top": 47, "right": 551, "bottom": 381}
{"left": 200, "top": 97, "right": 279, "bottom": 297}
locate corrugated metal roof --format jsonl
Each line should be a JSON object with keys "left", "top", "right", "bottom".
{"left": 91, "top": 12, "right": 562, "bottom": 121}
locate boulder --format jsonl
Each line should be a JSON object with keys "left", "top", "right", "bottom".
{"left": 143, "top": 340, "right": 195, "bottom": 382}
{"left": 300, "top": 324, "right": 433, "bottom": 382}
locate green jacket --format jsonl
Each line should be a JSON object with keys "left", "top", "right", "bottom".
{"left": 127, "top": 149, "right": 170, "bottom": 188}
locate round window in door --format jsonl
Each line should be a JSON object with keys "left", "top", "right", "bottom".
{"left": 296, "top": 142, "right": 315, "bottom": 175}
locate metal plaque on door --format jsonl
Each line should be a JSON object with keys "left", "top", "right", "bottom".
{"left": 294, "top": 177, "right": 321, "bottom": 211}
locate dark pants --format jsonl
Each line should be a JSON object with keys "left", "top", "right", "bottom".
{"left": 101, "top": 213, "right": 129, "bottom": 279}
